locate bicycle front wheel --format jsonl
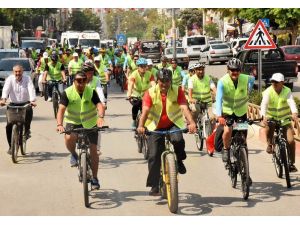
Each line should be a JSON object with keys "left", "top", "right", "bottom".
{"left": 239, "top": 147, "right": 250, "bottom": 200}
{"left": 279, "top": 143, "right": 291, "bottom": 188}
{"left": 11, "top": 124, "right": 19, "bottom": 163}
{"left": 81, "top": 152, "right": 89, "bottom": 207}
{"left": 52, "top": 91, "right": 59, "bottom": 119}
{"left": 195, "top": 128, "right": 204, "bottom": 151}
{"left": 20, "top": 125, "right": 27, "bottom": 155}
{"left": 164, "top": 153, "right": 178, "bottom": 213}
{"left": 273, "top": 144, "right": 283, "bottom": 178}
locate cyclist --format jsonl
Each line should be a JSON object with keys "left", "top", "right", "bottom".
{"left": 157, "top": 56, "right": 170, "bottom": 70}
{"left": 146, "top": 59, "right": 158, "bottom": 81}
{"left": 42, "top": 54, "right": 66, "bottom": 102}
{"left": 137, "top": 69, "right": 196, "bottom": 195}
{"left": 114, "top": 48, "right": 126, "bottom": 83}
{"left": 0, "top": 64, "right": 37, "bottom": 154}
{"left": 216, "top": 58, "right": 255, "bottom": 165}
{"left": 68, "top": 52, "right": 84, "bottom": 86}
{"left": 260, "top": 73, "right": 298, "bottom": 172}
{"left": 62, "top": 48, "right": 73, "bottom": 69}
{"left": 168, "top": 58, "right": 187, "bottom": 87}
{"left": 188, "top": 62, "right": 216, "bottom": 122}
{"left": 94, "top": 56, "right": 109, "bottom": 100}
{"left": 56, "top": 71, "right": 105, "bottom": 190}
{"left": 36, "top": 52, "right": 50, "bottom": 97}
{"left": 127, "top": 58, "right": 156, "bottom": 129}
{"left": 99, "top": 48, "right": 113, "bottom": 79}
{"left": 126, "top": 54, "right": 139, "bottom": 78}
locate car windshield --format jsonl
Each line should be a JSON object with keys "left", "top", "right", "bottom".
{"left": 0, "top": 52, "right": 19, "bottom": 61}
{"left": 79, "top": 39, "right": 100, "bottom": 48}
{"left": 284, "top": 47, "right": 300, "bottom": 54}
{"left": 21, "top": 42, "right": 45, "bottom": 50}
{"left": 211, "top": 44, "right": 229, "bottom": 49}
{"left": 187, "top": 37, "right": 206, "bottom": 46}
{"left": 166, "top": 48, "right": 185, "bottom": 55}
{"left": 141, "top": 42, "right": 161, "bottom": 53}
{"left": 69, "top": 38, "right": 78, "bottom": 46}
{"left": 0, "top": 60, "right": 31, "bottom": 71}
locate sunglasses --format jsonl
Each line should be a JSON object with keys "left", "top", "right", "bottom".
{"left": 75, "top": 78, "right": 87, "bottom": 84}
{"left": 158, "top": 78, "right": 171, "bottom": 83}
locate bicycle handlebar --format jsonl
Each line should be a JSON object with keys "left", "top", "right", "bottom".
{"left": 61, "top": 126, "right": 109, "bottom": 135}
{"left": 267, "top": 118, "right": 291, "bottom": 127}
{"left": 6, "top": 103, "right": 32, "bottom": 109}
{"left": 145, "top": 128, "right": 188, "bottom": 135}
{"left": 226, "top": 117, "right": 262, "bottom": 127}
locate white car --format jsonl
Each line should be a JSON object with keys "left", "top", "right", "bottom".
{"left": 164, "top": 47, "right": 189, "bottom": 69}
{"left": 230, "top": 37, "right": 248, "bottom": 56}
{"left": 199, "top": 43, "right": 233, "bottom": 65}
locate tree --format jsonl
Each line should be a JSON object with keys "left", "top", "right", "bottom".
{"left": 178, "top": 8, "right": 203, "bottom": 36}
{"left": 69, "top": 9, "right": 101, "bottom": 32}
{"left": 204, "top": 23, "right": 219, "bottom": 38}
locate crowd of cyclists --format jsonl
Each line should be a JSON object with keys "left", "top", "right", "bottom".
{"left": 0, "top": 40, "right": 299, "bottom": 196}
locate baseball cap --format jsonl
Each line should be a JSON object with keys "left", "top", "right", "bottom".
{"left": 43, "top": 52, "right": 48, "bottom": 59}
{"left": 146, "top": 59, "right": 153, "bottom": 65}
{"left": 94, "top": 56, "right": 101, "bottom": 61}
{"left": 73, "top": 52, "right": 78, "bottom": 57}
{"left": 270, "top": 73, "right": 284, "bottom": 82}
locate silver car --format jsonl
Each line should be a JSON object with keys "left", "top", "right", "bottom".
{"left": 199, "top": 43, "right": 233, "bottom": 65}
{"left": 164, "top": 47, "right": 189, "bottom": 69}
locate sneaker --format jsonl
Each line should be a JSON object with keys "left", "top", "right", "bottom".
{"left": 222, "top": 149, "right": 229, "bottom": 163}
{"left": 266, "top": 145, "right": 274, "bottom": 154}
{"left": 47, "top": 97, "right": 52, "bottom": 102}
{"left": 289, "top": 164, "right": 298, "bottom": 173}
{"left": 91, "top": 177, "right": 100, "bottom": 190}
{"left": 177, "top": 161, "right": 187, "bottom": 174}
{"left": 7, "top": 147, "right": 12, "bottom": 155}
{"left": 149, "top": 186, "right": 160, "bottom": 196}
{"left": 70, "top": 154, "right": 78, "bottom": 167}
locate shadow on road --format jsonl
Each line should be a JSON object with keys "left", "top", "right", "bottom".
{"left": 100, "top": 156, "right": 147, "bottom": 169}
{"left": 16, "top": 151, "right": 69, "bottom": 164}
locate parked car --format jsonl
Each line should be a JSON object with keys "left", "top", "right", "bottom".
{"left": 21, "top": 40, "right": 46, "bottom": 51}
{"left": 199, "top": 43, "right": 233, "bottom": 65}
{"left": 208, "top": 39, "right": 224, "bottom": 45}
{"left": 230, "top": 37, "right": 248, "bottom": 56}
{"left": 0, "top": 49, "right": 19, "bottom": 61}
{"left": 280, "top": 45, "right": 300, "bottom": 70}
{"left": 0, "top": 58, "right": 35, "bottom": 94}
{"left": 236, "top": 48, "right": 298, "bottom": 90}
{"left": 139, "top": 40, "right": 162, "bottom": 63}
{"left": 164, "top": 47, "right": 189, "bottom": 69}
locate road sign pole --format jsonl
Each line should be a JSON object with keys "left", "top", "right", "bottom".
{"left": 258, "top": 49, "right": 262, "bottom": 93}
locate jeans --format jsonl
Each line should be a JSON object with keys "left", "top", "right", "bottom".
{"left": 130, "top": 98, "right": 142, "bottom": 121}
{"left": 47, "top": 81, "right": 64, "bottom": 98}
{"left": 146, "top": 125, "right": 186, "bottom": 187}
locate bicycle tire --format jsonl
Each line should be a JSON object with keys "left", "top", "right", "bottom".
{"left": 279, "top": 143, "right": 291, "bottom": 188}
{"left": 136, "top": 135, "right": 143, "bottom": 153}
{"left": 165, "top": 153, "right": 178, "bottom": 213}
{"left": 52, "top": 91, "right": 59, "bottom": 119}
{"left": 273, "top": 144, "right": 283, "bottom": 178}
{"left": 204, "top": 118, "right": 212, "bottom": 138}
{"left": 195, "top": 129, "right": 204, "bottom": 151}
{"left": 11, "top": 124, "right": 19, "bottom": 163}
{"left": 142, "top": 137, "right": 149, "bottom": 160}
{"left": 239, "top": 147, "right": 250, "bottom": 200}
{"left": 43, "top": 84, "right": 48, "bottom": 101}
{"left": 159, "top": 175, "right": 167, "bottom": 199}
{"left": 20, "top": 125, "right": 27, "bottom": 155}
{"left": 81, "top": 152, "right": 89, "bottom": 207}
{"left": 230, "top": 162, "right": 238, "bottom": 188}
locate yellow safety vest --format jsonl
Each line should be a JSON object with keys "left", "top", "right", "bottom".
{"left": 47, "top": 62, "right": 63, "bottom": 81}
{"left": 69, "top": 59, "right": 83, "bottom": 76}
{"left": 94, "top": 64, "right": 107, "bottom": 84}
{"left": 131, "top": 70, "right": 152, "bottom": 98}
{"left": 168, "top": 66, "right": 183, "bottom": 86}
{"left": 190, "top": 74, "right": 212, "bottom": 104}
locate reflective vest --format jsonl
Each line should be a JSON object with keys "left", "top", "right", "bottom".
{"left": 107, "top": 49, "right": 114, "bottom": 60}
{"left": 190, "top": 74, "right": 212, "bottom": 104}
{"left": 62, "top": 54, "right": 73, "bottom": 67}
{"left": 64, "top": 85, "right": 97, "bottom": 128}
{"left": 87, "top": 76, "right": 100, "bottom": 90}
{"left": 157, "top": 62, "right": 170, "bottom": 70}
{"left": 100, "top": 54, "right": 111, "bottom": 68}
{"left": 264, "top": 86, "right": 292, "bottom": 126}
{"left": 129, "top": 61, "right": 137, "bottom": 71}
{"left": 168, "top": 66, "right": 183, "bottom": 86}
{"left": 145, "top": 84, "right": 185, "bottom": 131}
{"left": 150, "top": 67, "right": 158, "bottom": 80}
{"left": 115, "top": 54, "right": 126, "bottom": 66}
{"left": 38, "top": 58, "right": 49, "bottom": 73}
{"left": 31, "top": 50, "right": 38, "bottom": 61}
{"left": 69, "top": 59, "right": 83, "bottom": 76}
{"left": 220, "top": 73, "right": 249, "bottom": 116}
{"left": 131, "top": 70, "right": 152, "bottom": 98}
{"left": 94, "top": 64, "right": 107, "bottom": 84}
{"left": 47, "top": 62, "right": 63, "bottom": 81}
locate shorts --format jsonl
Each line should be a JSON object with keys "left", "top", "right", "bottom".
{"left": 65, "top": 123, "right": 98, "bottom": 145}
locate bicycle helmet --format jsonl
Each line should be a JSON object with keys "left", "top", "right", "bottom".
{"left": 227, "top": 58, "right": 242, "bottom": 70}
{"left": 114, "top": 49, "right": 121, "bottom": 55}
{"left": 82, "top": 61, "right": 95, "bottom": 72}
{"left": 193, "top": 62, "right": 206, "bottom": 69}
{"left": 188, "top": 64, "right": 195, "bottom": 71}
{"left": 156, "top": 68, "right": 172, "bottom": 82}
{"left": 99, "top": 48, "right": 106, "bottom": 53}
{"left": 136, "top": 58, "right": 147, "bottom": 66}
{"left": 170, "top": 58, "right": 178, "bottom": 64}
{"left": 161, "top": 56, "right": 168, "bottom": 62}
{"left": 50, "top": 54, "right": 58, "bottom": 62}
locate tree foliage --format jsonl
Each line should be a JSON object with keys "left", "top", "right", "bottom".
{"left": 178, "top": 8, "right": 203, "bottom": 36}
{"left": 69, "top": 9, "right": 101, "bottom": 32}
{"left": 204, "top": 23, "right": 219, "bottom": 38}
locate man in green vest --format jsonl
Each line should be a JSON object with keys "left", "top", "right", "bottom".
{"left": 168, "top": 58, "right": 187, "bottom": 87}
{"left": 68, "top": 52, "right": 83, "bottom": 86}
{"left": 94, "top": 56, "right": 109, "bottom": 100}
{"left": 260, "top": 73, "right": 298, "bottom": 172}
{"left": 216, "top": 58, "right": 255, "bottom": 166}
{"left": 56, "top": 71, "right": 105, "bottom": 190}
{"left": 99, "top": 48, "right": 113, "bottom": 79}
{"left": 156, "top": 56, "right": 170, "bottom": 70}
{"left": 36, "top": 52, "right": 50, "bottom": 97}
{"left": 127, "top": 58, "right": 156, "bottom": 129}
{"left": 137, "top": 69, "right": 196, "bottom": 196}
{"left": 188, "top": 62, "right": 216, "bottom": 122}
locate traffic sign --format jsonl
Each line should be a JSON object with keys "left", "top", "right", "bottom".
{"left": 261, "top": 18, "right": 270, "bottom": 28}
{"left": 244, "top": 19, "right": 276, "bottom": 50}
{"left": 116, "top": 33, "right": 126, "bottom": 46}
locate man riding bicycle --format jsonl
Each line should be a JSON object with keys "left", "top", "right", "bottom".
{"left": 188, "top": 62, "right": 216, "bottom": 122}
{"left": 168, "top": 58, "right": 187, "bottom": 87}
{"left": 127, "top": 58, "right": 156, "bottom": 129}
{"left": 56, "top": 71, "right": 105, "bottom": 190}
{"left": 157, "top": 56, "right": 170, "bottom": 70}
{"left": 94, "top": 56, "right": 109, "bottom": 100}
{"left": 0, "top": 64, "right": 37, "bottom": 154}
{"left": 260, "top": 73, "right": 298, "bottom": 172}
{"left": 137, "top": 69, "right": 196, "bottom": 196}
{"left": 68, "top": 52, "right": 83, "bottom": 86}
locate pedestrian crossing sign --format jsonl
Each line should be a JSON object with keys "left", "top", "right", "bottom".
{"left": 244, "top": 20, "right": 276, "bottom": 49}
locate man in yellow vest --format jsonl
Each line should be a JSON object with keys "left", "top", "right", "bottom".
{"left": 188, "top": 62, "right": 216, "bottom": 122}
{"left": 36, "top": 52, "right": 50, "bottom": 97}
{"left": 137, "top": 69, "right": 196, "bottom": 195}
{"left": 94, "top": 56, "right": 109, "bottom": 100}
{"left": 68, "top": 52, "right": 83, "bottom": 86}
{"left": 127, "top": 58, "right": 156, "bottom": 129}
{"left": 56, "top": 71, "right": 105, "bottom": 190}
{"left": 260, "top": 73, "right": 298, "bottom": 172}
{"left": 168, "top": 58, "right": 187, "bottom": 87}
{"left": 216, "top": 58, "right": 255, "bottom": 165}
{"left": 156, "top": 56, "right": 170, "bottom": 70}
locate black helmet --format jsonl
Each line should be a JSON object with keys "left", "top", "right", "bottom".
{"left": 82, "top": 61, "right": 95, "bottom": 72}
{"left": 227, "top": 58, "right": 242, "bottom": 70}
{"left": 50, "top": 54, "right": 58, "bottom": 62}
{"left": 156, "top": 68, "right": 172, "bottom": 82}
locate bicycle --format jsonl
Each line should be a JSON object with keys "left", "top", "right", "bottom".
{"left": 193, "top": 101, "right": 214, "bottom": 155}
{"left": 6, "top": 103, "right": 31, "bottom": 163}
{"left": 225, "top": 117, "right": 260, "bottom": 200}
{"left": 268, "top": 118, "right": 292, "bottom": 188}
{"left": 146, "top": 128, "right": 188, "bottom": 213}
{"left": 47, "top": 80, "right": 64, "bottom": 119}
{"left": 62, "top": 126, "right": 109, "bottom": 208}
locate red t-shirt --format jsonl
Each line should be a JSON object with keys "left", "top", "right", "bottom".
{"left": 143, "top": 88, "right": 187, "bottom": 129}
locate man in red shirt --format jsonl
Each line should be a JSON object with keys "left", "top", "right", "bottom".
{"left": 137, "top": 69, "right": 196, "bottom": 195}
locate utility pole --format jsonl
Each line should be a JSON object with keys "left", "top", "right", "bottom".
{"left": 172, "top": 8, "right": 176, "bottom": 59}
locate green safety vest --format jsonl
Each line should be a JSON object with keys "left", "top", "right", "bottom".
{"left": 37, "top": 58, "right": 49, "bottom": 73}
{"left": 150, "top": 67, "right": 158, "bottom": 80}
{"left": 131, "top": 70, "right": 152, "bottom": 98}
{"left": 220, "top": 73, "right": 249, "bottom": 117}
{"left": 69, "top": 59, "right": 83, "bottom": 76}
{"left": 129, "top": 60, "right": 137, "bottom": 71}
{"left": 64, "top": 85, "right": 97, "bottom": 128}
{"left": 87, "top": 76, "right": 100, "bottom": 90}
{"left": 107, "top": 49, "right": 114, "bottom": 60}
{"left": 115, "top": 54, "right": 126, "bottom": 66}
{"left": 47, "top": 62, "right": 63, "bottom": 81}
{"left": 168, "top": 66, "right": 183, "bottom": 86}
{"left": 157, "top": 62, "right": 170, "bottom": 70}
{"left": 264, "top": 86, "right": 292, "bottom": 126}
{"left": 100, "top": 54, "right": 111, "bottom": 68}
{"left": 31, "top": 50, "right": 38, "bottom": 61}
{"left": 62, "top": 54, "right": 73, "bottom": 67}
{"left": 145, "top": 84, "right": 185, "bottom": 131}
{"left": 94, "top": 64, "right": 107, "bottom": 84}
{"left": 190, "top": 74, "right": 212, "bottom": 104}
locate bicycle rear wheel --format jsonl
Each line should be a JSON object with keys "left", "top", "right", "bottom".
{"left": 81, "top": 152, "right": 89, "bottom": 207}
{"left": 195, "top": 128, "right": 204, "bottom": 151}
{"left": 20, "top": 125, "right": 27, "bottom": 155}
{"left": 165, "top": 153, "right": 178, "bottom": 213}
{"left": 279, "top": 143, "right": 291, "bottom": 188}
{"left": 52, "top": 90, "right": 59, "bottom": 119}
{"left": 239, "top": 147, "right": 250, "bottom": 200}
{"left": 273, "top": 144, "right": 283, "bottom": 178}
